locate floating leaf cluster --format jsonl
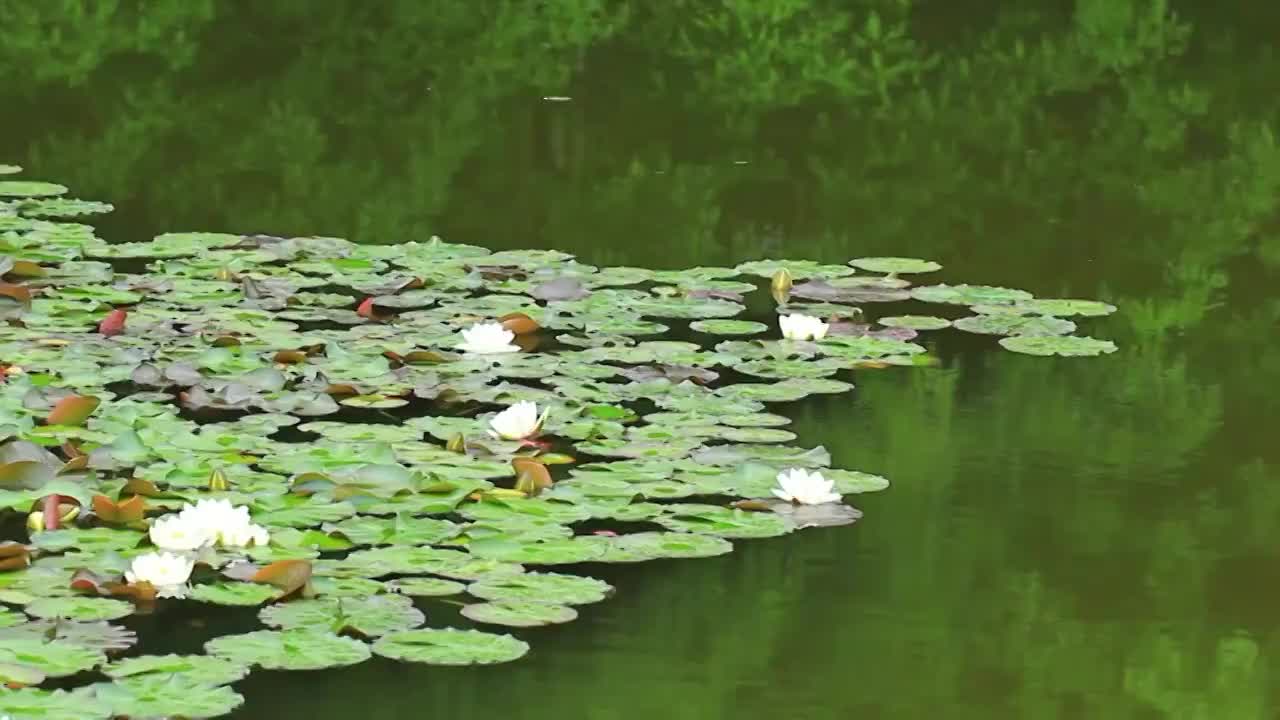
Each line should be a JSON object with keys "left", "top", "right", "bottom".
{"left": 0, "top": 171, "right": 1117, "bottom": 717}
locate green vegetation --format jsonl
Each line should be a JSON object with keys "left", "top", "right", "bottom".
{"left": 1, "top": 1, "right": 1278, "bottom": 718}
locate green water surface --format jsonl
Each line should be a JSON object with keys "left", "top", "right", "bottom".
{"left": 2, "top": 1, "right": 1279, "bottom": 717}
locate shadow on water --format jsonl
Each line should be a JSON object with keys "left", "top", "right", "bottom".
{"left": 3, "top": 1, "right": 1280, "bottom": 718}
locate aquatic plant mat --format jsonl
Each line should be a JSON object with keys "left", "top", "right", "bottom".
{"left": 0, "top": 169, "right": 1116, "bottom": 718}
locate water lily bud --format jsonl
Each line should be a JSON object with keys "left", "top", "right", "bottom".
{"left": 446, "top": 433, "right": 466, "bottom": 453}
{"left": 770, "top": 268, "right": 793, "bottom": 303}
{"left": 208, "top": 468, "right": 230, "bottom": 491}
{"left": 214, "top": 267, "right": 235, "bottom": 282}
{"left": 26, "top": 511, "right": 44, "bottom": 533}
{"left": 59, "top": 504, "right": 80, "bottom": 523}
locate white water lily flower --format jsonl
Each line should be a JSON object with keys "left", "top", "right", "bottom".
{"left": 456, "top": 322, "right": 520, "bottom": 354}
{"left": 779, "top": 313, "right": 829, "bottom": 341}
{"left": 125, "top": 551, "right": 194, "bottom": 598}
{"left": 219, "top": 521, "right": 271, "bottom": 548}
{"left": 175, "top": 499, "right": 269, "bottom": 548}
{"left": 773, "top": 468, "right": 841, "bottom": 505}
{"left": 488, "top": 401, "right": 549, "bottom": 440}
{"left": 148, "top": 514, "right": 214, "bottom": 552}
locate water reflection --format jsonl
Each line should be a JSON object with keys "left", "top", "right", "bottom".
{"left": 2, "top": 1, "right": 1279, "bottom": 718}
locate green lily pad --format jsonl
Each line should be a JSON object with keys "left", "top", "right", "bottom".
{"left": 0, "top": 636, "right": 106, "bottom": 677}
{"left": 910, "top": 284, "right": 1034, "bottom": 305}
{"left": 0, "top": 181, "right": 68, "bottom": 198}
{"left": 826, "top": 468, "right": 891, "bottom": 493}
{"left": 953, "top": 314, "right": 1077, "bottom": 336}
{"left": 309, "top": 576, "right": 386, "bottom": 598}
{"left": 0, "top": 687, "right": 107, "bottom": 720}
{"left": 467, "top": 572, "right": 613, "bottom": 606}
{"left": 428, "top": 557, "right": 527, "bottom": 582}
{"left": 1013, "top": 298, "right": 1118, "bottom": 317}
{"left": 189, "top": 582, "right": 283, "bottom": 606}
{"left": 371, "top": 628, "right": 529, "bottom": 665}
{"left": 877, "top": 315, "right": 952, "bottom": 330}
{"left": 849, "top": 257, "right": 941, "bottom": 274}
{"left": 30, "top": 527, "right": 145, "bottom": 554}
{"left": 205, "top": 629, "right": 372, "bottom": 671}
{"left": 733, "top": 259, "right": 854, "bottom": 279}
{"left": 104, "top": 653, "right": 250, "bottom": 685}
{"left": 657, "top": 504, "right": 795, "bottom": 539}
{"left": 339, "top": 394, "right": 410, "bottom": 409}
{"left": 386, "top": 577, "right": 467, "bottom": 597}
{"left": 92, "top": 676, "right": 245, "bottom": 719}
{"left": 0, "top": 620, "right": 137, "bottom": 652}
{"left": 323, "top": 515, "right": 461, "bottom": 546}
{"left": 998, "top": 335, "right": 1120, "bottom": 357}
{"left": 16, "top": 199, "right": 114, "bottom": 218}
{"left": 719, "top": 427, "right": 797, "bottom": 443}
{"left": 600, "top": 532, "right": 734, "bottom": 562}
{"left": 260, "top": 594, "right": 424, "bottom": 637}
{"left": 460, "top": 601, "right": 578, "bottom": 627}
{"left": 25, "top": 596, "right": 135, "bottom": 622}
{"left": 467, "top": 537, "right": 608, "bottom": 565}
{"left": 688, "top": 319, "right": 768, "bottom": 336}
{"left": 330, "top": 546, "right": 472, "bottom": 578}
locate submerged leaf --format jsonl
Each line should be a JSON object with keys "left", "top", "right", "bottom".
{"left": 45, "top": 395, "right": 100, "bottom": 426}
{"left": 251, "top": 559, "right": 314, "bottom": 597}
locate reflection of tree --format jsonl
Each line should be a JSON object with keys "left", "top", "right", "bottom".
{"left": 0, "top": 0, "right": 214, "bottom": 88}
{"left": 5, "top": 0, "right": 1275, "bottom": 332}
{"left": 772, "top": 338, "right": 1277, "bottom": 717}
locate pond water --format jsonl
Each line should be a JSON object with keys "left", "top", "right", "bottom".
{"left": 3, "top": 2, "right": 1279, "bottom": 718}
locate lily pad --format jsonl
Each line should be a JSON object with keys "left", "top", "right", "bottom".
{"left": 0, "top": 636, "right": 105, "bottom": 677}
{"left": 467, "top": 537, "right": 608, "bottom": 565}
{"left": 601, "top": 532, "right": 733, "bottom": 562}
{"left": 323, "top": 515, "right": 461, "bottom": 546}
{"left": 657, "top": 504, "right": 795, "bottom": 539}
{"left": 877, "top": 315, "right": 952, "bottom": 330}
{"left": 0, "top": 620, "right": 137, "bottom": 652}
{"left": 25, "top": 596, "right": 135, "bottom": 622}
{"left": 848, "top": 257, "right": 942, "bottom": 274}
{"left": 189, "top": 582, "right": 283, "bottom": 606}
{"left": 910, "top": 284, "right": 1034, "bottom": 306}
{"left": 259, "top": 595, "right": 425, "bottom": 637}
{"left": 386, "top": 577, "right": 467, "bottom": 597}
{"left": 460, "top": 601, "right": 578, "bottom": 627}
{"left": 952, "top": 314, "right": 1077, "bottom": 336}
{"left": 467, "top": 572, "right": 613, "bottom": 606}
{"left": 688, "top": 319, "right": 768, "bottom": 336}
{"left": 92, "top": 676, "right": 245, "bottom": 719}
{"left": 205, "top": 629, "right": 372, "bottom": 671}
{"left": 0, "top": 181, "right": 68, "bottom": 198}
{"left": 104, "top": 653, "right": 250, "bottom": 685}
{"left": 998, "top": 335, "right": 1120, "bottom": 357}
{"left": 0, "top": 687, "right": 107, "bottom": 720}
{"left": 371, "top": 628, "right": 529, "bottom": 665}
